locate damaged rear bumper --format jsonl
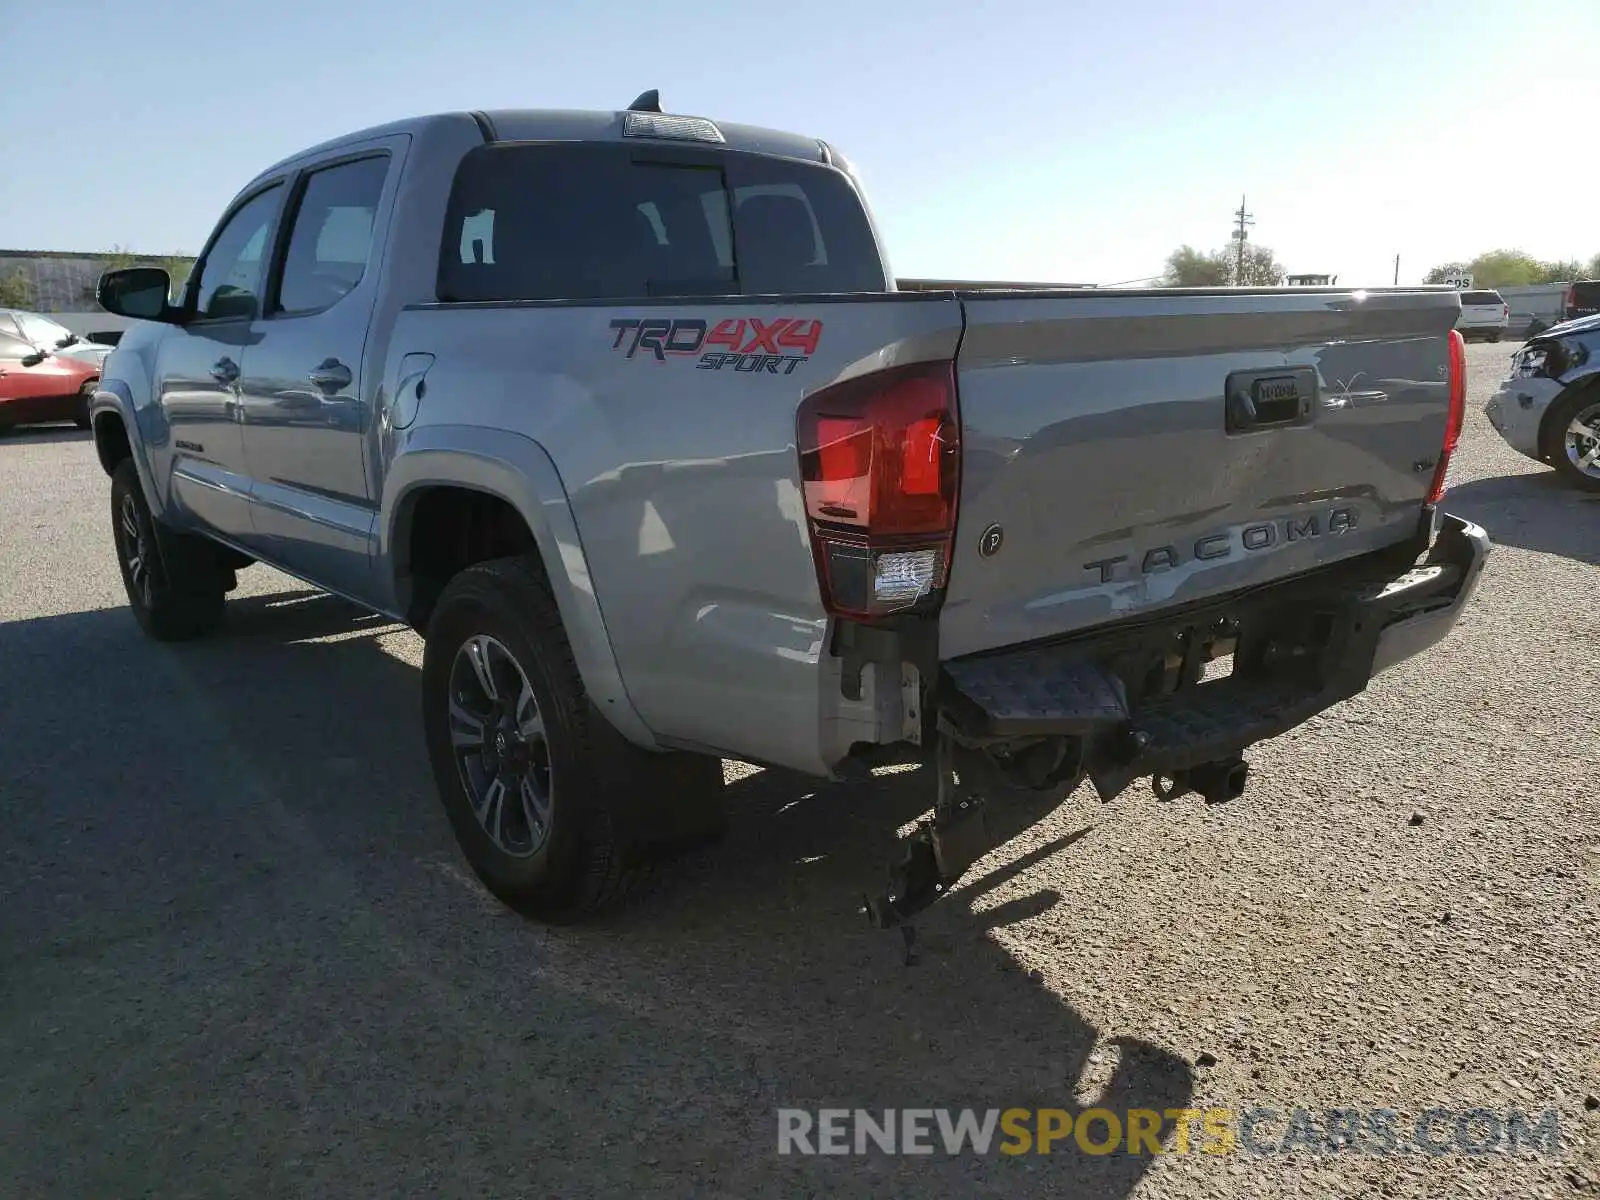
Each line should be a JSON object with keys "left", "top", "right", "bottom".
{"left": 937, "top": 513, "right": 1490, "bottom": 802}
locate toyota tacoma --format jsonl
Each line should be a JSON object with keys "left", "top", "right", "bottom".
{"left": 89, "top": 92, "right": 1490, "bottom": 927}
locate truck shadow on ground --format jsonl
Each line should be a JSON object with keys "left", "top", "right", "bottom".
{"left": 1444, "top": 470, "right": 1600, "bottom": 566}
{"left": 1, "top": 588, "right": 1194, "bottom": 1198}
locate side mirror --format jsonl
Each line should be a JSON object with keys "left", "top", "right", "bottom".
{"left": 20, "top": 350, "right": 48, "bottom": 368}
{"left": 97, "top": 266, "right": 180, "bottom": 323}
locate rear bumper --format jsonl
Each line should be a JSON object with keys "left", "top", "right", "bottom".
{"left": 1369, "top": 514, "right": 1489, "bottom": 675}
{"left": 938, "top": 513, "right": 1490, "bottom": 800}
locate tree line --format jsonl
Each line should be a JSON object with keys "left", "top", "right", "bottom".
{"left": 1156, "top": 241, "right": 1600, "bottom": 290}
{"left": 1421, "top": 250, "right": 1600, "bottom": 289}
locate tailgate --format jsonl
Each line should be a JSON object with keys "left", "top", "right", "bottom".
{"left": 940, "top": 287, "right": 1462, "bottom": 659}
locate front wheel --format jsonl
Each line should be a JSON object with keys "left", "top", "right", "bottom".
{"left": 421, "top": 555, "right": 724, "bottom": 922}
{"left": 1548, "top": 389, "right": 1600, "bottom": 494}
{"left": 110, "top": 458, "right": 230, "bottom": 640}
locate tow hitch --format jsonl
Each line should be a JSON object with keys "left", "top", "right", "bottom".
{"left": 1151, "top": 755, "right": 1251, "bottom": 804}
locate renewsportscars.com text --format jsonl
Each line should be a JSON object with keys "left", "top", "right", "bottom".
{"left": 776, "top": 1106, "right": 1563, "bottom": 1158}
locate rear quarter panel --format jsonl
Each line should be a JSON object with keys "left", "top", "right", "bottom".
{"left": 384, "top": 295, "right": 962, "bottom": 774}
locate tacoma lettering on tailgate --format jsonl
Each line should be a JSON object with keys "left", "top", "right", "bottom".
{"left": 1082, "top": 506, "right": 1359, "bottom": 583}
{"left": 608, "top": 317, "right": 823, "bottom": 374}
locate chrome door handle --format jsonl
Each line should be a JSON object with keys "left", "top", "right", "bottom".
{"left": 210, "top": 358, "right": 240, "bottom": 384}
{"left": 307, "top": 359, "right": 352, "bottom": 391}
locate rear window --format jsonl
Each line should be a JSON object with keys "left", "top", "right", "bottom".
{"left": 437, "top": 142, "right": 887, "bottom": 303}
{"left": 1460, "top": 291, "right": 1502, "bottom": 305}
{"left": 1569, "top": 282, "right": 1600, "bottom": 308}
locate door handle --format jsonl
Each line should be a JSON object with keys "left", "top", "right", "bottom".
{"left": 210, "top": 358, "right": 240, "bottom": 384}
{"left": 307, "top": 359, "right": 352, "bottom": 391}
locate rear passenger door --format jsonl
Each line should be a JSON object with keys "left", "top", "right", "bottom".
{"left": 236, "top": 141, "right": 403, "bottom": 603}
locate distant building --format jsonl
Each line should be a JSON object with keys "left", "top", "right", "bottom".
{"left": 1284, "top": 273, "right": 1337, "bottom": 286}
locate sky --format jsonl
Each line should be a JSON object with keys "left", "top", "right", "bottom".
{"left": 4, "top": 0, "right": 1597, "bottom": 287}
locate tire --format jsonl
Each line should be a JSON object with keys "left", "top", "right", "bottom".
{"left": 421, "top": 555, "right": 725, "bottom": 922}
{"left": 1488, "top": 332, "right": 1503, "bottom": 343}
{"left": 1546, "top": 387, "right": 1600, "bottom": 494}
{"left": 110, "top": 458, "right": 230, "bottom": 640}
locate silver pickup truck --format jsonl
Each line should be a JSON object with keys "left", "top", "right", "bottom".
{"left": 91, "top": 93, "right": 1489, "bottom": 928}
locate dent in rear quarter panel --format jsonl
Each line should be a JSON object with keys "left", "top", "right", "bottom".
{"left": 399, "top": 296, "right": 963, "bottom": 776}
{"left": 941, "top": 289, "right": 1462, "bottom": 659}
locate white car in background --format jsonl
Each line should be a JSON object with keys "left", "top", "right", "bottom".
{"left": 1456, "top": 289, "right": 1509, "bottom": 342}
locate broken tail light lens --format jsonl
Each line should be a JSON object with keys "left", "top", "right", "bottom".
{"left": 1426, "top": 328, "right": 1467, "bottom": 505}
{"left": 796, "top": 360, "right": 961, "bottom": 619}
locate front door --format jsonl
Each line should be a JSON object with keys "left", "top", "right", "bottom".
{"left": 236, "top": 150, "right": 395, "bottom": 602}
{"left": 157, "top": 182, "right": 285, "bottom": 543}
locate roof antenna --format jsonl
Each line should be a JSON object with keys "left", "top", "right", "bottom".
{"left": 628, "top": 89, "right": 662, "bottom": 113}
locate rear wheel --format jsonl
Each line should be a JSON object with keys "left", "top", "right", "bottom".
{"left": 421, "top": 555, "right": 724, "bottom": 922}
{"left": 110, "top": 458, "right": 231, "bottom": 640}
{"left": 1548, "top": 389, "right": 1600, "bottom": 494}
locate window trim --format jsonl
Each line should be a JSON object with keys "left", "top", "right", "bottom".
{"left": 262, "top": 149, "right": 393, "bottom": 322}
{"left": 184, "top": 179, "right": 289, "bottom": 327}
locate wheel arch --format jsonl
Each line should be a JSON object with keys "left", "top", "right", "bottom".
{"left": 381, "top": 427, "right": 658, "bottom": 750}
{"left": 1536, "top": 373, "right": 1600, "bottom": 463}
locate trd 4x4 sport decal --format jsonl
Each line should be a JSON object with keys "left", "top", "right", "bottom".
{"left": 608, "top": 317, "right": 823, "bottom": 374}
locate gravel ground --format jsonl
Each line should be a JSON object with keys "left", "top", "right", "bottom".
{"left": 1, "top": 339, "right": 1596, "bottom": 1199}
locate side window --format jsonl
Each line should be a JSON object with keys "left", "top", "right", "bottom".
{"left": 0, "top": 332, "right": 31, "bottom": 363}
{"left": 274, "top": 156, "right": 390, "bottom": 316}
{"left": 193, "top": 184, "right": 284, "bottom": 321}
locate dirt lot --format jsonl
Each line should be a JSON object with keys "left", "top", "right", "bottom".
{"left": 1, "top": 339, "right": 1596, "bottom": 1199}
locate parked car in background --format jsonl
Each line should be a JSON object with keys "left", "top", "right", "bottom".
{"left": 1485, "top": 312, "right": 1600, "bottom": 492}
{"left": 0, "top": 328, "right": 99, "bottom": 431}
{"left": 0, "top": 308, "right": 116, "bottom": 370}
{"left": 1560, "top": 280, "right": 1600, "bottom": 324}
{"left": 1455, "top": 290, "right": 1509, "bottom": 342}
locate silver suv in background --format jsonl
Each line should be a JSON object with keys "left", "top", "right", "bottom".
{"left": 1456, "top": 290, "right": 1508, "bottom": 342}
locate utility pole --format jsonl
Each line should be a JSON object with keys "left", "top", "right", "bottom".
{"left": 1231, "top": 195, "right": 1254, "bottom": 285}
{"left": 1393, "top": 254, "right": 1400, "bottom": 285}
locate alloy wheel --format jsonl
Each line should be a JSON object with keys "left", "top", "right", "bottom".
{"left": 447, "top": 634, "right": 553, "bottom": 858}
{"left": 1564, "top": 401, "right": 1600, "bottom": 480}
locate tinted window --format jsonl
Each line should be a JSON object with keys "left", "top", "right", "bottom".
{"left": 1569, "top": 282, "right": 1600, "bottom": 308}
{"left": 275, "top": 156, "right": 389, "bottom": 316}
{"left": 193, "top": 184, "right": 284, "bottom": 321}
{"left": 1460, "top": 291, "right": 1502, "bottom": 305}
{"left": 438, "top": 143, "right": 885, "bottom": 303}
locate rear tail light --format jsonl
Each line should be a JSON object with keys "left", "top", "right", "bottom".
{"left": 1426, "top": 329, "right": 1466, "bottom": 505}
{"left": 1566, "top": 285, "right": 1577, "bottom": 313}
{"left": 796, "top": 360, "right": 960, "bottom": 619}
